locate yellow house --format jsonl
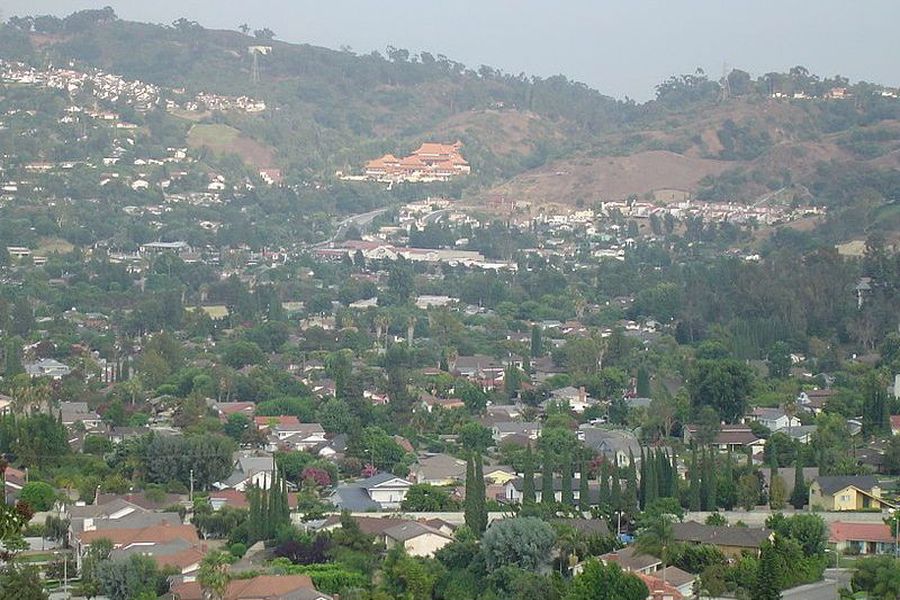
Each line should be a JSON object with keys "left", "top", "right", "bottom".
{"left": 809, "top": 476, "right": 895, "bottom": 511}
{"left": 483, "top": 466, "right": 517, "bottom": 485}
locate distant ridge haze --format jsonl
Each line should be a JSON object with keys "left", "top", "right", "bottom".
{"left": 4, "top": 0, "right": 899, "bottom": 101}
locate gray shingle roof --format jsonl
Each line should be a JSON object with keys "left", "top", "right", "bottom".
{"left": 814, "top": 475, "right": 879, "bottom": 495}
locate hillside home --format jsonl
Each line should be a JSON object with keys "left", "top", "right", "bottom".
{"left": 830, "top": 521, "right": 898, "bottom": 556}
{"left": 492, "top": 421, "right": 542, "bottom": 443}
{"left": 214, "top": 455, "right": 278, "bottom": 491}
{"left": 172, "top": 575, "right": 332, "bottom": 600}
{"left": 546, "top": 386, "right": 598, "bottom": 413}
{"left": 672, "top": 521, "right": 773, "bottom": 559}
{"left": 329, "top": 472, "right": 413, "bottom": 510}
{"left": 809, "top": 476, "right": 895, "bottom": 511}
{"left": 409, "top": 453, "right": 467, "bottom": 486}
{"left": 25, "top": 358, "right": 71, "bottom": 379}
{"left": 598, "top": 546, "right": 696, "bottom": 598}
{"left": 747, "top": 407, "right": 801, "bottom": 432}
{"left": 579, "top": 426, "right": 641, "bottom": 467}
{"left": 319, "top": 516, "right": 453, "bottom": 557}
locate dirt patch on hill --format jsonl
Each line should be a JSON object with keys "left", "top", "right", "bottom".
{"left": 431, "top": 109, "right": 566, "bottom": 157}
{"left": 479, "top": 150, "right": 730, "bottom": 207}
{"left": 187, "top": 123, "right": 276, "bottom": 168}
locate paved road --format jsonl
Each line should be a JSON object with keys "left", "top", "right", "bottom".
{"left": 312, "top": 207, "right": 390, "bottom": 248}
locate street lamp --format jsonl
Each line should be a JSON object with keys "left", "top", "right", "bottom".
{"left": 614, "top": 510, "right": 624, "bottom": 539}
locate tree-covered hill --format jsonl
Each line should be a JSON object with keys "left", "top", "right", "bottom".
{"left": 2, "top": 7, "right": 900, "bottom": 241}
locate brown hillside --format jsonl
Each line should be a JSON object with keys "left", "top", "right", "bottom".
{"left": 479, "top": 150, "right": 730, "bottom": 206}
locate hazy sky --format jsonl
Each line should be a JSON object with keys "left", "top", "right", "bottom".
{"left": 4, "top": 1, "right": 899, "bottom": 101}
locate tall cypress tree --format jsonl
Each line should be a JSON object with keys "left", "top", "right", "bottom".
{"left": 701, "top": 449, "right": 717, "bottom": 511}
{"left": 610, "top": 468, "right": 622, "bottom": 511}
{"left": 578, "top": 458, "right": 590, "bottom": 512}
{"left": 668, "top": 449, "right": 679, "bottom": 499}
{"left": 541, "top": 450, "right": 554, "bottom": 505}
{"left": 790, "top": 460, "right": 807, "bottom": 510}
{"left": 598, "top": 461, "right": 610, "bottom": 507}
{"left": 639, "top": 447, "right": 648, "bottom": 509}
{"left": 689, "top": 446, "right": 701, "bottom": 511}
{"left": 473, "top": 452, "right": 487, "bottom": 534}
{"left": 464, "top": 454, "right": 478, "bottom": 529}
{"left": 561, "top": 454, "right": 574, "bottom": 508}
{"left": 624, "top": 450, "right": 638, "bottom": 515}
{"left": 522, "top": 445, "right": 535, "bottom": 504}
{"left": 647, "top": 450, "right": 659, "bottom": 506}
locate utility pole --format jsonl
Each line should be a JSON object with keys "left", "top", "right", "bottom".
{"left": 189, "top": 469, "right": 194, "bottom": 502}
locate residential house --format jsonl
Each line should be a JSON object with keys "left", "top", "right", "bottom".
{"left": 747, "top": 407, "right": 801, "bottom": 432}
{"left": 3, "top": 466, "right": 26, "bottom": 503}
{"left": 809, "top": 475, "right": 895, "bottom": 511}
{"left": 546, "top": 386, "right": 598, "bottom": 414}
{"left": 453, "top": 354, "right": 506, "bottom": 390}
{"left": 112, "top": 539, "right": 205, "bottom": 582}
{"left": 214, "top": 455, "right": 278, "bottom": 491}
{"left": 409, "top": 454, "right": 467, "bottom": 486}
{"left": 319, "top": 515, "right": 453, "bottom": 557}
{"left": 672, "top": 521, "right": 773, "bottom": 559}
{"left": 503, "top": 475, "right": 597, "bottom": 505}
{"left": 172, "top": 575, "right": 332, "bottom": 600}
{"left": 598, "top": 547, "right": 695, "bottom": 598}
{"left": 492, "top": 421, "right": 542, "bottom": 443}
{"left": 266, "top": 423, "right": 327, "bottom": 452}
{"left": 683, "top": 424, "right": 765, "bottom": 455}
{"left": 382, "top": 521, "right": 454, "bottom": 557}
{"left": 211, "top": 401, "right": 256, "bottom": 421}
{"left": 24, "top": 358, "right": 71, "bottom": 379}
{"left": 797, "top": 389, "right": 834, "bottom": 414}
{"left": 329, "top": 472, "right": 413, "bottom": 510}
{"left": 74, "top": 521, "right": 197, "bottom": 571}
{"left": 419, "top": 393, "right": 465, "bottom": 413}
{"left": 57, "top": 401, "right": 103, "bottom": 430}
{"left": 579, "top": 427, "right": 641, "bottom": 467}
{"left": 829, "top": 521, "right": 898, "bottom": 556}
{"left": 0, "top": 393, "right": 12, "bottom": 415}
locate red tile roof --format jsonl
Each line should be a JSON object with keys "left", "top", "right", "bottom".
{"left": 830, "top": 521, "right": 894, "bottom": 544}
{"left": 79, "top": 521, "right": 198, "bottom": 547}
{"left": 254, "top": 415, "right": 301, "bottom": 429}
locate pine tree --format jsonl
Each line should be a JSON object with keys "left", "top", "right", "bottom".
{"left": 473, "top": 452, "right": 487, "bottom": 534}
{"left": 541, "top": 451, "right": 554, "bottom": 505}
{"left": 522, "top": 445, "right": 535, "bottom": 504}
{"left": 790, "top": 460, "right": 807, "bottom": 510}
{"left": 689, "top": 447, "right": 701, "bottom": 511}
{"left": 751, "top": 541, "right": 782, "bottom": 600}
{"left": 561, "top": 454, "right": 574, "bottom": 508}
{"left": 578, "top": 458, "right": 590, "bottom": 512}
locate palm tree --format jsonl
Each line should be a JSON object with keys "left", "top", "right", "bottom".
{"left": 634, "top": 514, "right": 675, "bottom": 585}
{"left": 374, "top": 314, "right": 389, "bottom": 351}
{"left": 555, "top": 525, "right": 587, "bottom": 576}
{"left": 198, "top": 549, "right": 231, "bottom": 600}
